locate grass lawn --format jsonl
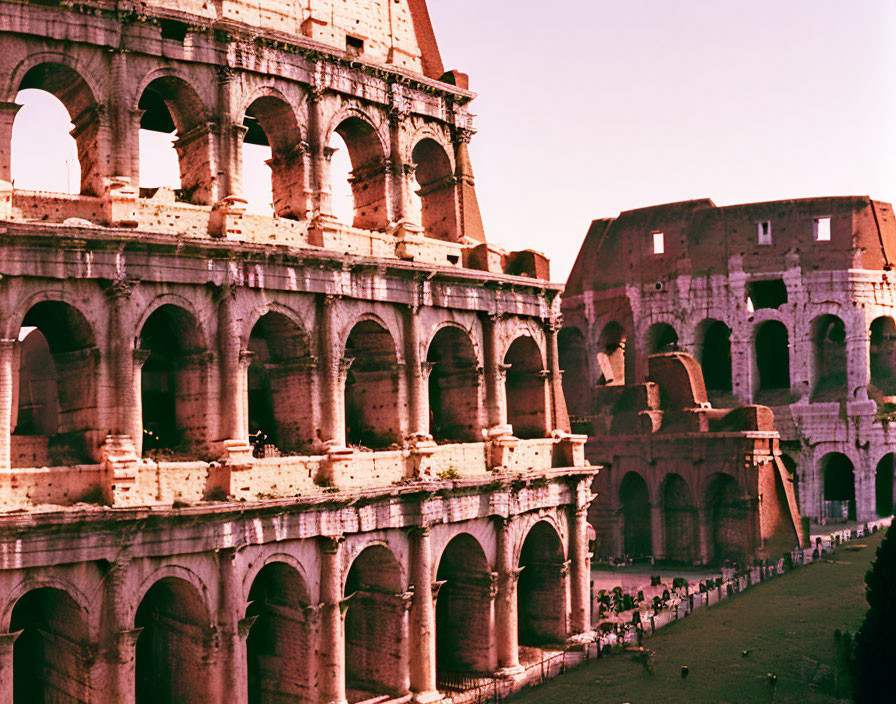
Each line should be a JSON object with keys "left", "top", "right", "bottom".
{"left": 509, "top": 531, "right": 883, "bottom": 704}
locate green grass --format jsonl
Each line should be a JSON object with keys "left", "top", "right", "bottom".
{"left": 510, "top": 532, "right": 883, "bottom": 704}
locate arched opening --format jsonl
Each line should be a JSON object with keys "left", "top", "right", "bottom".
{"left": 704, "top": 473, "right": 749, "bottom": 564}
{"left": 869, "top": 316, "right": 896, "bottom": 396}
{"left": 596, "top": 321, "right": 626, "bottom": 386}
{"left": 410, "top": 138, "right": 457, "bottom": 241}
{"left": 426, "top": 327, "right": 481, "bottom": 442}
{"left": 13, "top": 301, "right": 98, "bottom": 467}
{"left": 138, "top": 305, "right": 209, "bottom": 458}
{"left": 755, "top": 320, "right": 790, "bottom": 392}
{"left": 138, "top": 76, "right": 213, "bottom": 204}
{"left": 662, "top": 473, "right": 697, "bottom": 563}
{"left": 875, "top": 454, "right": 894, "bottom": 518}
{"left": 811, "top": 315, "right": 847, "bottom": 400}
{"left": 821, "top": 452, "right": 856, "bottom": 521}
{"left": 619, "top": 471, "right": 652, "bottom": 558}
{"left": 697, "top": 319, "right": 732, "bottom": 393}
{"left": 328, "top": 117, "right": 388, "bottom": 230}
{"left": 248, "top": 313, "right": 315, "bottom": 455}
{"left": 517, "top": 521, "right": 568, "bottom": 646}
{"left": 645, "top": 323, "right": 678, "bottom": 355}
{"left": 135, "top": 577, "right": 211, "bottom": 704}
{"left": 344, "top": 320, "right": 400, "bottom": 449}
{"left": 11, "top": 587, "right": 89, "bottom": 703}
{"left": 246, "top": 562, "right": 312, "bottom": 704}
{"left": 242, "top": 96, "right": 304, "bottom": 218}
{"left": 504, "top": 336, "right": 547, "bottom": 439}
{"left": 435, "top": 534, "right": 495, "bottom": 680}
{"left": 558, "top": 327, "right": 591, "bottom": 416}
{"left": 344, "top": 545, "right": 408, "bottom": 700}
{"left": 13, "top": 63, "right": 99, "bottom": 195}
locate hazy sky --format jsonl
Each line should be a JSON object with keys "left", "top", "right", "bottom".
{"left": 12, "top": 0, "right": 896, "bottom": 284}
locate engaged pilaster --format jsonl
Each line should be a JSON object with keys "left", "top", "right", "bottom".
{"left": 320, "top": 536, "right": 347, "bottom": 704}
{"left": 495, "top": 518, "right": 522, "bottom": 673}
{"left": 408, "top": 526, "right": 441, "bottom": 702}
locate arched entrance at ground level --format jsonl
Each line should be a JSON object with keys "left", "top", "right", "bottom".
{"left": 755, "top": 320, "right": 790, "bottom": 392}
{"left": 11, "top": 587, "right": 89, "bottom": 703}
{"left": 246, "top": 562, "right": 312, "bottom": 704}
{"left": 427, "top": 327, "right": 481, "bottom": 442}
{"left": 328, "top": 117, "right": 389, "bottom": 231}
{"left": 138, "top": 305, "right": 209, "bottom": 457}
{"left": 14, "top": 301, "right": 99, "bottom": 466}
{"left": 645, "top": 323, "right": 678, "bottom": 355}
{"left": 504, "top": 337, "right": 547, "bottom": 439}
{"left": 134, "top": 577, "right": 211, "bottom": 704}
{"left": 619, "top": 472, "right": 651, "bottom": 558}
{"left": 344, "top": 545, "right": 408, "bottom": 699}
{"left": 662, "top": 474, "right": 697, "bottom": 563}
{"left": 344, "top": 321, "right": 400, "bottom": 449}
{"left": 558, "top": 327, "right": 591, "bottom": 416}
{"left": 697, "top": 319, "right": 732, "bottom": 393}
{"left": 705, "top": 473, "right": 750, "bottom": 565}
{"left": 821, "top": 453, "right": 856, "bottom": 521}
{"left": 248, "top": 312, "right": 315, "bottom": 455}
{"left": 411, "top": 138, "right": 458, "bottom": 242}
{"left": 517, "top": 521, "right": 568, "bottom": 646}
{"left": 597, "top": 321, "right": 627, "bottom": 386}
{"left": 875, "top": 454, "right": 894, "bottom": 518}
{"left": 436, "top": 534, "right": 495, "bottom": 678}
{"left": 870, "top": 316, "right": 896, "bottom": 395}
{"left": 811, "top": 315, "right": 847, "bottom": 400}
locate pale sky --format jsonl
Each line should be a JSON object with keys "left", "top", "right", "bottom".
{"left": 11, "top": 0, "right": 896, "bottom": 284}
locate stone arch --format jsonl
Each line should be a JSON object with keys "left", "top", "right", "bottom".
{"left": 245, "top": 561, "right": 312, "bottom": 704}
{"left": 618, "top": 471, "right": 652, "bottom": 558}
{"left": 11, "top": 57, "right": 105, "bottom": 195}
{"left": 695, "top": 319, "right": 732, "bottom": 393}
{"left": 138, "top": 73, "right": 214, "bottom": 204}
{"left": 328, "top": 111, "right": 390, "bottom": 230}
{"left": 435, "top": 533, "right": 495, "bottom": 678}
{"left": 820, "top": 452, "right": 856, "bottom": 521}
{"left": 137, "top": 303, "right": 210, "bottom": 458}
{"left": 247, "top": 310, "right": 315, "bottom": 455}
{"left": 875, "top": 453, "right": 895, "bottom": 518}
{"left": 754, "top": 319, "right": 790, "bottom": 393}
{"left": 1, "top": 576, "right": 93, "bottom": 634}
{"left": 517, "top": 521, "right": 568, "bottom": 646}
{"left": 241, "top": 91, "right": 306, "bottom": 218}
{"left": 12, "top": 299, "right": 100, "bottom": 466}
{"left": 596, "top": 321, "right": 626, "bottom": 386}
{"left": 645, "top": 322, "right": 678, "bottom": 354}
{"left": 344, "top": 318, "right": 401, "bottom": 448}
{"left": 662, "top": 473, "right": 697, "bottom": 563}
{"left": 811, "top": 314, "right": 847, "bottom": 400}
{"left": 410, "top": 137, "right": 458, "bottom": 241}
{"left": 134, "top": 576, "right": 213, "bottom": 704}
{"left": 558, "top": 327, "right": 591, "bottom": 417}
{"left": 704, "top": 472, "right": 748, "bottom": 564}
{"left": 426, "top": 324, "right": 482, "bottom": 441}
{"left": 10, "top": 586, "right": 90, "bottom": 703}
{"left": 504, "top": 335, "right": 548, "bottom": 439}
{"left": 869, "top": 316, "right": 896, "bottom": 396}
{"left": 343, "top": 544, "right": 408, "bottom": 698}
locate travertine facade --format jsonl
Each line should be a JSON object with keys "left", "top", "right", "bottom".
{"left": 562, "top": 195, "right": 896, "bottom": 530}
{"left": 0, "top": 1, "right": 595, "bottom": 702}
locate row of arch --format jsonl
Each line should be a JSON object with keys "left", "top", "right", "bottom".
{"left": 559, "top": 313, "right": 896, "bottom": 415}
{"left": 7, "top": 522, "right": 568, "bottom": 703}
{"left": 13, "top": 298, "right": 551, "bottom": 462}
{"left": 9, "top": 58, "right": 463, "bottom": 238}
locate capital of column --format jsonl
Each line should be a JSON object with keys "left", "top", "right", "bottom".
{"left": 103, "top": 278, "right": 138, "bottom": 301}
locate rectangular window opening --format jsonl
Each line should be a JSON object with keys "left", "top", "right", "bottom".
{"left": 814, "top": 216, "right": 831, "bottom": 242}
{"left": 160, "top": 19, "right": 189, "bottom": 42}
{"left": 652, "top": 231, "right": 665, "bottom": 255}
{"left": 346, "top": 35, "right": 364, "bottom": 56}
{"left": 757, "top": 220, "right": 772, "bottom": 245}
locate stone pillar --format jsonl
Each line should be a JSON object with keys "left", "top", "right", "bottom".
{"left": 409, "top": 527, "right": 440, "bottom": 701}
{"left": 495, "top": 518, "right": 521, "bottom": 672}
{"left": 697, "top": 507, "right": 712, "bottom": 565}
{"left": 389, "top": 111, "right": 410, "bottom": 225}
{"left": 318, "top": 295, "right": 345, "bottom": 448}
{"left": 846, "top": 330, "right": 870, "bottom": 401}
{"left": 320, "top": 537, "right": 347, "bottom": 704}
{"left": 308, "top": 88, "right": 333, "bottom": 219}
{"left": 482, "top": 314, "right": 509, "bottom": 433}
{"left": 130, "top": 349, "right": 150, "bottom": 457}
{"left": 0, "top": 340, "right": 15, "bottom": 472}
{"left": 109, "top": 50, "right": 136, "bottom": 183}
{"left": 0, "top": 630, "right": 21, "bottom": 702}
{"left": 405, "top": 307, "right": 430, "bottom": 439}
{"left": 0, "top": 101, "right": 22, "bottom": 183}
{"left": 97, "top": 560, "right": 140, "bottom": 704}
{"left": 569, "top": 505, "right": 592, "bottom": 636}
{"left": 216, "top": 66, "right": 243, "bottom": 200}
{"left": 650, "top": 503, "right": 665, "bottom": 560}
{"left": 105, "top": 282, "right": 138, "bottom": 439}
{"left": 545, "top": 321, "right": 571, "bottom": 433}
{"left": 216, "top": 287, "right": 251, "bottom": 458}
{"left": 216, "top": 547, "right": 248, "bottom": 704}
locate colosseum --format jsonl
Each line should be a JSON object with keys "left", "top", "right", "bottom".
{"left": 0, "top": 1, "right": 597, "bottom": 702}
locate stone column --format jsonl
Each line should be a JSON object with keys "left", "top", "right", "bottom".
{"left": 388, "top": 110, "right": 410, "bottom": 225}
{"left": 216, "top": 66, "right": 243, "bottom": 200}
{"left": 320, "top": 537, "right": 347, "bottom": 704}
{"left": 0, "top": 630, "right": 21, "bottom": 702}
{"left": 318, "top": 295, "right": 345, "bottom": 448}
{"left": 0, "top": 339, "right": 16, "bottom": 472}
{"left": 405, "top": 306, "right": 429, "bottom": 439}
{"left": 408, "top": 527, "right": 440, "bottom": 701}
{"left": 98, "top": 560, "right": 140, "bottom": 704}
{"left": 105, "top": 282, "right": 137, "bottom": 439}
{"left": 569, "top": 505, "right": 592, "bottom": 636}
{"left": 495, "top": 518, "right": 521, "bottom": 672}
{"left": 481, "top": 314, "right": 508, "bottom": 433}
{"left": 0, "top": 101, "right": 22, "bottom": 183}
{"left": 545, "top": 321, "right": 571, "bottom": 433}
{"left": 308, "top": 88, "right": 333, "bottom": 219}
{"left": 846, "top": 329, "right": 871, "bottom": 401}
{"left": 216, "top": 547, "right": 248, "bottom": 704}
{"left": 216, "top": 287, "right": 251, "bottom": 460}
{"left": 650, "top": 503, "right": 665, "bottom": 560}
{"left": 697, "top": 507, "right": 712, "bottom": 565}
{"left": 110, "top": 50, "right": 137, "bottom": 183}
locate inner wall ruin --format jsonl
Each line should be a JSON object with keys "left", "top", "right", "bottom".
{"left": 0, "top": 1, "right": 596, "bottom": 702}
